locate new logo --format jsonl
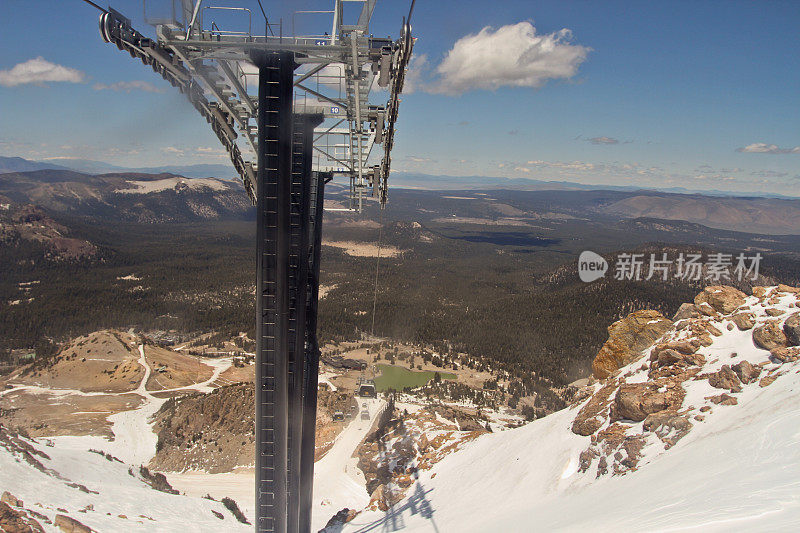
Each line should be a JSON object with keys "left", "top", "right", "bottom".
{"left": 578, "top": 251, "right": 608, "bottom": 282}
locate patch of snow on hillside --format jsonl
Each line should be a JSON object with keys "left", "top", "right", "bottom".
{"left": 115, "top": 177, "right": 228, "bottom": 194}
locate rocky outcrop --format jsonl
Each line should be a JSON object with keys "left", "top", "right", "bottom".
{"left": 592, "top": 311, "right": 673, "bottom": 379}
{"left": 707, "top": 365, "right": 743, "bottom": 393}
{"left": 573, "top": 284, "right": 800, "bottom": 480}
{"left": 642, "top": 411, "right": 692, "bottom": 448}
{"left": 731, "top": 360, "right": 761, "bottom": 384}
{"left": 150, "top": 383, "right": 255, "bottom": 473}
{"left": 770, "top": 347, "right": 800, "bottom": 364}
{"left": 53, "top": 514, "right": 92, "bottom": 533}
{"left": 571, "top": 379, "right": 618, "bottom": 436}
{"left": 731, "top": 312, "right": 755, "bottom": 331}
{"left": 694, "top": 286, "right": 746, "bottom": 315}
{"left": 0, "top": 501, "right": 44, "bottom": 533}
{"left": 753, "top": 320, "right": 788, "bottom": 351}
{"left": 672, "top": 303, "right": 699, "bottom": 321}
{"left": 784, "top": 313, "right": 800, "bottom": 346}
{"left": 707, "top": 393, "right": 738, "bottom": 406}
{"left": 609, "top": 383, "right": 683, "bottom": 422}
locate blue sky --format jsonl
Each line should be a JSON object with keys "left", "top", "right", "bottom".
{"left": 1, "top": 1, "right": 799, "bottom": 194}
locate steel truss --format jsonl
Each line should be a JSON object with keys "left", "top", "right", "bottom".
{"left": 94, "top": 2, "right": 413, "bottom": 531}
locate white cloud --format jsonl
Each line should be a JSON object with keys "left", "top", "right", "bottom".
{"left": 93, "top": 81, "right": 165, "bottom": 93}
{"left": 430, "top": 22, "right": 590, "bottom": 95}
{"left": 0, "top": 57, "right": 85, "bottom": 87}
{"left": 736, "top": 143, "right": 800, "bottom": 154}
{"left": 401, "top": 54, "right": 429, "bottom": 94}
{"left": 587, "top": 136, "right": 619, "bottom": 145}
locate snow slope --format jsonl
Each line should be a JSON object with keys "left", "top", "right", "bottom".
{"left": 0, "top": 431, "right": 252, "bottom": 532}
{"left": 312, "top": 397, "right": 385, "bottom": 531}
{"left": 341, "top": 289, "right": 800, "bottom": 532}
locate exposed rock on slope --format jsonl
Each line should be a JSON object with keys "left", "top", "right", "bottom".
{"left": 150, "top": 383, "right": 357, "bottom": 472}
{"left": 591, "top": 310, "right": 672, "bottom": 379}
{"left": 0, "top": 202, "right": 97, "bottom": 261}
{"left": 150, "top": 384, "right": 255, "bottom": 474}
{"left": 574, "top": 284, "right": 800, "bottom": 478}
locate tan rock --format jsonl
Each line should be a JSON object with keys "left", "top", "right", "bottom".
{"left": 609, "top": 382, "right": 684, "bottom": 422}
{"left": 643, "top": 411, "right": 692, "bottom": 447}
{"left": 753, "top": 320, "right": 788, "bottom": 351}
{"left": 672, "top": 303, "right": 699, "bottom": 321}
{"left": 707, "top": 365, "right": 743, "bottom": 393}
{"left": 732, "top": 360, "right": 761, "bottom": 384}
{"left": 571, "top": 379, "right": 618, "bottom": 436}
{"left": 732, "top": 313, "right": 755, "bottom": 331}
{"left": 54, "top": 514, "right": 92, "bottom": 533}
{"left": 765, "top": 308, "right": 784, "bottom": 317}
{"left": 784, "top": 312, "right": 800, "bottom": 346}
{"left": 0, "top": 501, "right": 45, "bottom": 533}
{"left": 706, "top": 393, "right": 738, "bottom": 406}
{"left": 759, "top": 374, "right": 779, "bottom": 387}
{"left": 770, "top": 346, "right": 800, "bottom": 364}
{"left": 752, "top": 286, "right": 770, "bottom": 298}
{"left": 777, "top": 284, "right": 800, "bottom": 294}
{"left": 694, "top": 286, "right": 747, "bottom": 315}
{"left": 0, "top": 492, "right": 22, "bottom": 508}
{"left": 592, "top": 311, "right": 672, "bottom": 379}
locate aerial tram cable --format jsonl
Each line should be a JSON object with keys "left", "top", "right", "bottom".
{"left": 370, "top": 207, "right": 384, "bottom": 338}
{"left": 79, "top": 0, "right": 106, "bottom": 13}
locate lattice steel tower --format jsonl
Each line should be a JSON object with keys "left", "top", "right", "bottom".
{"left": 92, "top": 1, "right": 414, "bottom": 531}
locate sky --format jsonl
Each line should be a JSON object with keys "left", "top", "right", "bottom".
{"left": 1, "top": 0, "right": 799, "bottom": 195}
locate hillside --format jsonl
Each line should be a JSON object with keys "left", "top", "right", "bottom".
{"left": 1, "top": 285, "right": 798, "bottom": 531}
{"left": 0, "top": 170, "right": 252, "bottom": 223}
{"left": 600, "top": 194, "right": 800, "bottom": 235}
{"left": 333, "top": 284, "right": 800, "bottom": 531}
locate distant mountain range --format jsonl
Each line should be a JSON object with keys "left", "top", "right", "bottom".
{"left": 389, "top": 171, "right": 800, "bottom": 200}
{"left": 0, "top": 156, "right": 237, "bottom": 180}
{"left": 0, "top": 169, "right": 252, "bottom": 223}
{"left": 1, "top": 160, "right": 799, "bottom": 234}
{"left": 3, "top": 157, "right": 797, "bottom": 200}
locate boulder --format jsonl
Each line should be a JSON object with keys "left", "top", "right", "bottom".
{"left": 571, "top": 380, "right": 617, "bottom": 436}
{"left": 592, "top": 311, "right": 672, "bottom": 379}
{"left": 783, "top": 312, "right": 800, "bottom": 346}
{"left": 657, "top": 349, "right": 684, "bottom": 366}
{"left": 777, "top": 284, "right": 800, "bottom": 294}
{"left": 752, "top": 286, "right": 770, "bottom": 298}
{"left": 53, "top": 514, "right": 92, "bottom": 533}
{"left": 759, "top": 374, "right": 779, "bottom": 387}
{"left": 707, "top": 365, "right": 743, "bottom": 393}
{"left": 731, "top": 360, "right": 761, "bottom": 384}
{"left": 643, "top": 411, "right": 692, "bottom": 447}
{"left": 0, "top": 492, "right": 22, "bottom": 508}
{"left": 765, "top": 308, "right": 784, "bottom": 317}
{"left": 707, "top": 393, "right": 738, "bottom": 405}
{"left": 323, "top": 508, "right": 357, "bottom": 530}
{"left": 731, "top": 313, "right": 755, "bottom": 331}
{"left": 367, "top": 484, "right": 402, "bottom": 512}
{"left": 753, "top": 320, "right": 788, "bottom": 351}
{"left": 694, "top": 286, "right": 746, "bottom": 315}
{"left": 0, "top": 501, "right": 44, "bottom": 533}
{"left": 770, "top": 346, "right": 800, "bottom": 364}
{"left": 609, "top": 383, "right": 683, "bottom": 422}
{"left": 673, "top": 303, "right": 699, "bottom": 321}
